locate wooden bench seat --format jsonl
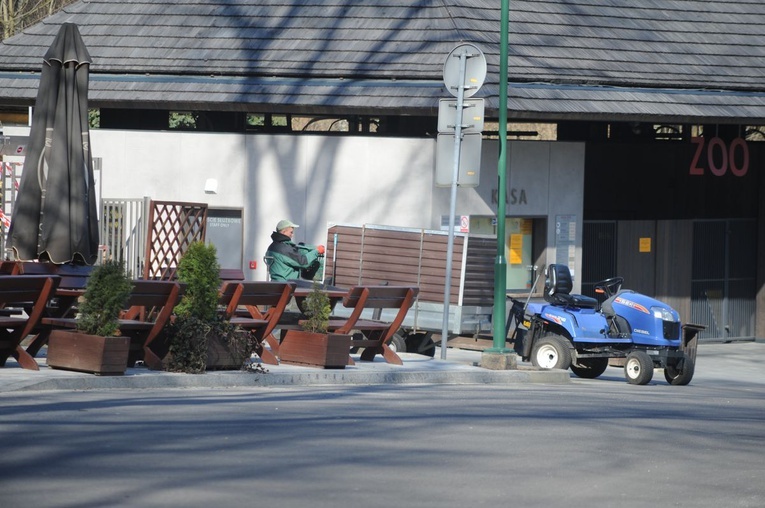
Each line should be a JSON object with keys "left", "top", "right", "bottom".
{"left": 218, "top": 281, "right": 294, "bottom": 365}
{"left": 324, "top": 285, "right": 418, "bottom": 365}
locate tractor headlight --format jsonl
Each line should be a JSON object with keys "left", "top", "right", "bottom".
{"left": 651, "top": 306, "right": 677, "bottom": 322}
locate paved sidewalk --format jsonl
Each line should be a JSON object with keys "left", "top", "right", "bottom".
{"left": 0, "top": 347, "right": 569, "bottom": 392}
{"left": 4, "top": 341, "right": 762, "bottom": 392}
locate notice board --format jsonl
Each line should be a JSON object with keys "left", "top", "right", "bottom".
{"left": 206, "top": 208, "right": 243, "bottom": 269}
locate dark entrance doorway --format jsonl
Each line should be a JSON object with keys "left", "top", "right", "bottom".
{"left": 691, "top": 219, "right": 757, "bottom": 340}
{"left": 583, "top": 218, "right": 757, "bottom": 341}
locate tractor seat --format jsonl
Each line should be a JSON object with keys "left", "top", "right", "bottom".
{"left": 544, "top": 264, "right": 598, "bottom": 309}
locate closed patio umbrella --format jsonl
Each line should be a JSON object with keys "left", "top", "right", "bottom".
{"left": 8, "top": 22, "right": 98, "bottom": 265}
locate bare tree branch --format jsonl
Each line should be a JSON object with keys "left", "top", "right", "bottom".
{"left": 1, "top": 0, "right": 78, "bottom": 40}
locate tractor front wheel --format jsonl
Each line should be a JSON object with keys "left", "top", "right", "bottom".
{"left": 664, "top": 352, "right": 695, "bottom": 385}
{"left": 624, "top": 350, "right": 654, "bottom": 385}
{"left": 531, "top": 334, "right": 572, "bottom": 370}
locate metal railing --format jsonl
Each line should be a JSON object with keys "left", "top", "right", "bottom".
{"left": 99, "top": 197, "right": 150, "bottom": 278}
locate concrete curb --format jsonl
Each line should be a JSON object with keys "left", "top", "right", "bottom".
{"left": 4, "top": 368, "right": 570, "bottom": 392}
{"left": 0, "top": 350, "right": 571, "bottom": 392}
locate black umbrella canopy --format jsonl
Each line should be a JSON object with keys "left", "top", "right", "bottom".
{"left": 8, "top": 22, "right": 99, "bottom": 265}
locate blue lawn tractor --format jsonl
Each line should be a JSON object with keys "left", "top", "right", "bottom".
{"left": 510, "top": 264, "right": 703, "bottom": 385}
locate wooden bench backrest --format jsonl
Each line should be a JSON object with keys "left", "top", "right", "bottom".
{"left": 122, "top": 280, "right": 184, "bottom": 354}
{"left": 17, "top": 261, "right": 92, "bottom": 290}
{"left": 0, "top": 274, "right": 60, "bottom": 369}
{"left": 236, "top": 281, "right": 294, "bottom": 307}
{"left": 16, "top": 262, "right": 57, "bottom": 275}
{"left": 54, "top": 264, "right": 93, "bottom": 290}
{"left": 0, "top": 275, "right": 60, "bottom": 340}
{"left": 342, "top": 286, "right": 419, "bottom": 310}
{"left": 0, "top": 261, "right": 20, "bottom": 275}
{"left": 0, "top": 275, "right": 59, "bottom": 306}
{"left": 126, "top": 280, "right": 183, "bottom": 309}
{"left": 219, "top": 268, "right": 245, "bottom": 283}
{"left": 220, "top": 281, "right": 294, "bottom": 319}
{"left": 337, "top": 286, "right": 419, "bottom": 335}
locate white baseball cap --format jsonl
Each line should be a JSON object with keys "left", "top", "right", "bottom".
{"left": 276, "top": 219, "right": 299, "bottom": 231}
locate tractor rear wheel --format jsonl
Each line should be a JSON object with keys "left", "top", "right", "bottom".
{"left": 624, "top": 350, "right": 654, "bottom": 385}
{"left": 664, "top": 352, "right": 695, "bottom": 385}
{"left": 571, "top": 357, "right": 609, "bottom": 379}
{"left": 531, "top": 334, "right": 572, "bottom": 370}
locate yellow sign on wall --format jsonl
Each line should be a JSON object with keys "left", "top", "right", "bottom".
{"left": 509, "top": 234, "right": 523, "bottom": 264}
{"left": 639, "top": 237, "right": 652, "bottom": 253}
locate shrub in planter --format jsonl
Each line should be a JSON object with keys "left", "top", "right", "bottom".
{"left": 279, "top": 281, "right": 351, "bottom": 368}
{"left": 302, "top": 281, "right": 331, "bottom": 333}
{"left": 77, "top": 260, "right": 134, "bottom": 336}
{"left": 165, "top": 241, "right": 220, "bottom": 373}
{"left": 165, "top": 242, "right": 252, "bottom": 373}
{"left": 47, "top": 260, "right": 134, "bottom": 375}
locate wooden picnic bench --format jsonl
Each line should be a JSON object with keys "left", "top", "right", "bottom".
{"left": 3, "top": 262, "right": 91, "bottom": 316}
{"left": 218, "top": 280, "right": 294, "bottom": 365}
{"left": 42, "top": 279, "right": 184, "bottom": 369}
{"left": 325, "top": 285, "right": 418, "bottom": 365}
{"left": 16, "top": 262, "right": 94, "bottom": 357}
{"left": 0, "top": 275, "right": 60, "bottom": 370}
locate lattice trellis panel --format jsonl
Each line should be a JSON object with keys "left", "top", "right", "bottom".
{"left": 142, "top": 201, "right": 208, "bottom": 280}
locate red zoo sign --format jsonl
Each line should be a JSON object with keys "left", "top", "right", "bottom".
{"left": 690, "top": 137, "right": 749, "bottom": 177}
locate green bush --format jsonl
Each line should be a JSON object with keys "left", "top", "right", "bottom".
{"left": 77, "top": 260, "right": 133, "bottom": 337}
{"left": 174, "top": 241, "right": 221, "bottom": 321}
{"left": 302, "top": 281, "right": 331, "bottom": 333}
{"left": 166, "top": 241, "right": 245, "bottom": 373}
{"left": 165, "top": 315, "right": 210, "bottom": 374}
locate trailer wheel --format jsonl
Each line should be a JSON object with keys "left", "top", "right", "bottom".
{"left": 624, "top": 350, "right": 654, "bottom": 385}
{"left": 349, "top": 331, "right": 364, "bottom": 353}
{"left": 663, "top": 352, "right": 695, "bottom": 385}
{"left": 405, "top": 333, "right": 436, "bottom": 357}
{"left": 531, "top": 334, "right": 572, "bottom": 370}
{"left": 571, "top": 357, "right": 609, "bottom": 379}
{"left": 387, "top": 333, "right": 407, "bottom": 354}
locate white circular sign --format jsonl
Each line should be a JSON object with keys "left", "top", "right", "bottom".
{"left": 443, "top": 43, "right": 487, "bottom": 98}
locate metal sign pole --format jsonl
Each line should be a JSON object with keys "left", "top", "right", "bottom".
{"left": 438, "top": 43, "right": 486, "bottom": 359}
{"left": 440, "top": 48, "right": 469, "bottom": 359}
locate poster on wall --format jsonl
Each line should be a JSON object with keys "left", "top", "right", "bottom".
{"left": 505, "top": 218, "right": 533, "bottom": 290}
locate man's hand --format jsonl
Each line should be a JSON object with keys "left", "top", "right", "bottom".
{"left": 317, "top": 245, "right": 325, "bottom": 255}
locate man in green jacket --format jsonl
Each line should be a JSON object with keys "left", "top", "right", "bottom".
{"left": 265, "top": 219, "right": 325, "bottom": 281}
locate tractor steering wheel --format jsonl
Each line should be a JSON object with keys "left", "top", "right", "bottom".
{"left": 594, "top": 277, "right": 624, "bottom": 298}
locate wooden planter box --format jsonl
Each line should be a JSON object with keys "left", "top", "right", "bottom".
{"left": 47, "top": 330, "right": 130, "bottom": 375}
{"left": 206, "top": 332, "right": 250, "bottom": 370}
{"left": 279, "top": 331, "right": 352, "bottom": 369}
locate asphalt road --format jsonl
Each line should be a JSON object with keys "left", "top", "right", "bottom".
{"left": 2, "top": 342, "right": 764, "bottom": 508}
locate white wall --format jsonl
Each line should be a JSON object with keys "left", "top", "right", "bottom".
{"left": 92, "top": 130, "right": 436, "bottom": 280}
{"left": 90, "top": 130, "right": 584, "bottom": 282}
{"left": 91, "top": 130, "right": 248, "bottom": 205}
{"left": 244, "top": 135, "right": 435, "bottom": 279}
